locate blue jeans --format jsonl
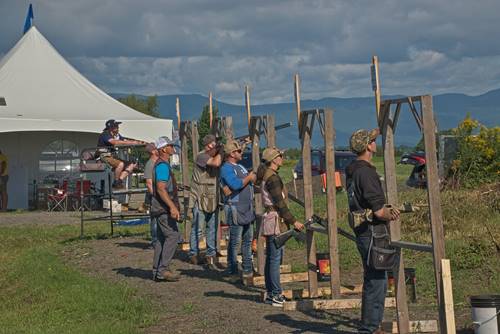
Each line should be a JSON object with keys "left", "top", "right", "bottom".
{"left": 189, "top": 204, "right": 218, "bottom": 257}
{"left": 224, "top": 204, "right": 253, "bottom": 274}
{"left": 265, "top": 235, "right": 284, "bottom": 296}
{"left": 356, "top": 234, "right": 388, "bottom": 334}
{"left": 150, "top": 215, "right": 158, "bottom": 245}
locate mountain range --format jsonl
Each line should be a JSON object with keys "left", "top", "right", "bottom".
{"left": 112, "top": 88, "right": 500, "bottom": 148}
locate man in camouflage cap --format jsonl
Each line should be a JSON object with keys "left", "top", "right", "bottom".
{"left": 349, "top": 128, "right": 380, "bottom": 154}
{"left": 346, "top": 128, "right": 400, "bottom": 334}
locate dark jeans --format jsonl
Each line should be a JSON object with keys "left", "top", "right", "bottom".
{"left": 264, "top": 235, "right": 284, "bottom": 296}
{"left": 225, "top": 204, "right": 254, "bottom": 274}
{"left": 356, "top": 234, "right": 388, "bottom": 334}
{"left": 152, "top": 214, "right": 180, "bottom": 278}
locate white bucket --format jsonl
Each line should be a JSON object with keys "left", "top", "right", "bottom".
{"left": 471, "top": 295, "right": 500, "bottom": 334}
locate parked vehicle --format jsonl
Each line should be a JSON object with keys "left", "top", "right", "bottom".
{"left": 293, "top": 149, "right": 357, "bottom": 189}
{"left": 399, "top": 151, "right": 427, "bottom": 188}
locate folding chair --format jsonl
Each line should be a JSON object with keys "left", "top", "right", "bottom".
{"left": 47, "top": 184, "right": 68, "bottom": 211}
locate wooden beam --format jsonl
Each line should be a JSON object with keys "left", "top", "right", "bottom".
{"left": 421, "top": 95, "right": 447, "bottom": 334}
{"left": 381, "top": 320, "right": 438, "bottom": 333}
{"left": 245, "top": 85, "right": 251, "bottom": 131}
{"left": 266, "top": 114, "right": 276, "bottom": 148}
{"left": 324, "top": 109, "right": 341, "bottom": 298}
{"left": 251, "top": 272, "right": 309, "bottom": 286}
{"left": 191, "top": 122, "right": 199, "bottom": 158}
{"left": 301, "top": 112, "right": 318, "bottom": 297}
{"left": 381, "top": 102, "right": 410, "bottom": 333}
{"left": 209, "top": 91, "right": 213, "bottom": 128}
{"left": 294, "top": 73, "right": 301, "bottom": 132}
{"left": 381, "top": 96, "right": 423, "bottom": 105}
{"left": 441, "top": 259, "right": 456, "bottom": 334}
{"left": 223, "top": 116, "right": 234, "bottom": 140}
{"left": 176, "top": 97, "right": 181, "bottom": 131}
{"left": 261, "top": 285, "right": 363, "bottom": 301}
{"left": 371, "top": 55, "right": 381, "bottom": 126}
{"left": 283, "top": 297, "right": 396, "bottom": 311}
{"left": 180, "top": 120, "right": 191, "bottom": 241}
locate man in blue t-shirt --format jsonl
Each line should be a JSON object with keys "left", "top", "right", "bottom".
{"left": 97, "top": 119, "right": 144, "bottom": 189}
{"left": 151, "top": 136, "right": 181, "bottom": 282}
{"left": 220, "top": 140, "right": 256, "bottom": 280}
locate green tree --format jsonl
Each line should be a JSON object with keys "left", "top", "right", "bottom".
{"left": 118, "top": 95, "right": 160, "bottom": 117}
{"left": 197, "top": 104, "right": 219, "bottom": 148}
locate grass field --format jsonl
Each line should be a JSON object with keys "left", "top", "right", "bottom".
{"left": 0, "top": 156, "right": 498, "bottom": 332}
{"left": 0, "top": 222, "right": 156, "bottom": 333}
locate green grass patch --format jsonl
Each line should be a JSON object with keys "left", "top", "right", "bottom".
{"left": 0, "top": 223, "right": 156, "bottom": 334}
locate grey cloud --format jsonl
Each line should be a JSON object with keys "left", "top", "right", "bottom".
{"left": 1, "top": 0, "right": 500, "bottom": 103}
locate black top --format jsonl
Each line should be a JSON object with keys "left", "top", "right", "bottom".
{"left": 345, "top": 159, "right": 386, "bottom": 236}
{"left": 97, "top": 131, "right": 123, "bottom": 147}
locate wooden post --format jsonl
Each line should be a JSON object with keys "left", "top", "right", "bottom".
{"left": 180, "top": 121, "right": 191, "bottom": 241}
{"left": 245, "top": 85, "right": 251, "bottom": 132}
{"left": 209, "top": 92, "right": 213, "bottom": 128}
{"left": 324, "top": 109, "right": 341, "bottom": 298}
{"left": 224, "top": 116, "right": 234, "bottom": 140}
{"left": 381, "top": 104, "right": 411, "bottom": 333}
{"left": 251, "top": 118, "right": 265, "bottom": 275}
{"left": 294, "top": 74, "right": 301, "bottom": 131}
{"left": 421, "top": 95, "right": 447, "bottom": 333}
{"left": 266, "top": 115, "right": 276, "bottom": 148}
{"left": 176, "top": 97, "right": 181, "bottom": 131}
{"left": 441, "top": 259, "right": 456, "bottom": 334}
{"left": 301, "top": 113, "right": 318, "bottom": 297}
{"left": 371, "top": 56, "right": 381, "bottom": 126}
{"left": 192, "top": 122, "right": 199, "bottom": 158}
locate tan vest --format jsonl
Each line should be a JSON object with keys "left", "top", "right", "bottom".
{"left": 189, "top": 151, "right": 218, "bottom": 213}
{"left": 260, "top": 167, "right": 288, "bottom": 236}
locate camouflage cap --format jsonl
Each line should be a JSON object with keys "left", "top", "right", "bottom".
{"left": 224, "top": 140, "right": 242, "bottom": 154}
{"left": 349, "top": 128, "right": 380, "bottom": 154}
{"left": 262, "top": 147, "right": 284, "bottom": 162}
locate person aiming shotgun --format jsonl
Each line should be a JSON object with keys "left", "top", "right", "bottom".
{"left": 256, "top": 147, "right": 304, "bottom": 307}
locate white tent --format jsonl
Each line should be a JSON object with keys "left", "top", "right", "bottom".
{"left": 0, "top": 26, "right": 172, "bottom": 209}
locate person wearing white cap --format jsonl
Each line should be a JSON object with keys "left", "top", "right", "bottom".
{"left": 150, "top": 136, "right": 181, "bottom": 282}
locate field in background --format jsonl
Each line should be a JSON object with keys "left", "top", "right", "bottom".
{"left": 0, "top": 157, "right": 497, "bottom": 332}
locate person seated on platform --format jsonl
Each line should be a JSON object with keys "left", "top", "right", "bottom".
{"left": 97, "top": 119, "right": 144, "bottom": 189}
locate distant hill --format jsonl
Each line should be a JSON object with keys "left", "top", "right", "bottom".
{"left": 111, "top": 89, "right": 500, "bottom": 148}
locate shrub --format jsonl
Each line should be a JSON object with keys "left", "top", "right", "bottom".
{"left": 448, "top": 115, "right": 500, "bottom": 188}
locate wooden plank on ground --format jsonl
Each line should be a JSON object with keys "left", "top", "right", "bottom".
{"left": 381, "top": 320, "right": 438, "bottom": 333}
{"left": 180, "top": 238, "right": 206, "bottom": 251}
{"left": 441, "top": 259, "right": 456, "bottom": 334}
{"left": 260, "top": 285, "right": 362, "bottom": 301}
{"left": 283, "top": 297, "right": 396, "bottom": 311}
{"left": 251, "top": 272, "right": 308, "bottom": 286}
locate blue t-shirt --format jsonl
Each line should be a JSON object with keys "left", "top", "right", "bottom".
{"left": 98, "top": 131, "right": 123, "bottom": 147}
{"left": 154, "top": 162, "right": 170, "bottom": 183}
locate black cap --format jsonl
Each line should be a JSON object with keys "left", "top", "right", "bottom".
{"left": 105, "top": 119, "right": 122, "bottom": 129}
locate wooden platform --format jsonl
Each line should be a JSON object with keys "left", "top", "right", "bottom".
{"left": 381, "top": 320, "right": 438, "bottom": 333}
{"left": 282, "top": 297, "right": 396, "bottom": 311}
{"left": 179, "top": 238, "right": 226, "bottom": 252}
{"left": 260, "top": 284, "right": 362, "bottom": 301}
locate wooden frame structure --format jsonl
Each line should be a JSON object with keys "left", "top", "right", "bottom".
{"left": 372, "top": 56, "right": 449, "bottom": 333}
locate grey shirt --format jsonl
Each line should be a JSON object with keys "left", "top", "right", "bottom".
{"left": 144, "top": 158, "right": 155, "bottom": 204}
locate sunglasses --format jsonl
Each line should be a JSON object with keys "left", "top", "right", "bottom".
{"left": 233, "top": 149, "right": 242, "bottom": 154}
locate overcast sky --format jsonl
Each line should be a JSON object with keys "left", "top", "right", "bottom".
{"left": 1, "top": 0, "right": 500, "bottom": 104}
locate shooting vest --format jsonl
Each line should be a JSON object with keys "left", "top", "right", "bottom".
{"left": 260, "top": 167, "right": 287, "bottom": 236}
{"left": 223, "top": 162, "right": 255, "bottom": 225}
{"left": 150, "top": 159, "right": 180, "bottom": 217}
{"left": 189, "top": 150, "right": 218, "bottom": 213}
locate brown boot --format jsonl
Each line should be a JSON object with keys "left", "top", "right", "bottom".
{"left": 205, "top": 256, "right": 217, "bottom": 270}
{"left": 189, "top": 255, "right": 198, "bottom": 265}
{"left": 161, "top": 270, "right": 180, "bottom": 282}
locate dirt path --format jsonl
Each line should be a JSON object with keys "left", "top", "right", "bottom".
{"left": 62, "top": 236, "right": 361, "bottom": 334}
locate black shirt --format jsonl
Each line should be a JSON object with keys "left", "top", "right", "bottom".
{"left": 345, "top": 159, "right": 386, "bottom": 236}
{"left": 98, "top": 131, "right": 123, "bottom": 147}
